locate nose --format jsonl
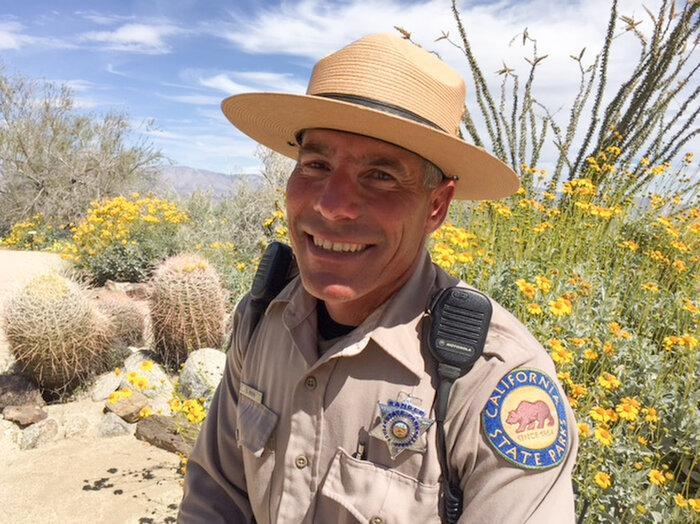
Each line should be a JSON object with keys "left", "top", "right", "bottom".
{"left": 313, "top": 170, "right": 361, "bottom": 221}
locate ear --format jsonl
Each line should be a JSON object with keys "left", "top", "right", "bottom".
{"left": 424, "top": 179, "right": 455, "bottom": 234}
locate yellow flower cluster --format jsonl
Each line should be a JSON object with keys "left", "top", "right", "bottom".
{"left": 107, "top": 388, "right": 134, "bottom": 405}
{"left": 170, "top": 397, "right": 207, "bottom": 424}
{"left": 562, "top": 178, "right": 596, "bottom": 196}
{"left": 0, "top": 213, "right": 58, "bottom": 250}
{"left": 126, "top": 370, "right": 150, "bottom": 390}
{"left": 662, "top": 334, "right": 698, "bottom": 351}
{"left": 62, "top": 194, "right": 188, "bottom": 262}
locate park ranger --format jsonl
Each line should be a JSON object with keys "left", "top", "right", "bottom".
{"left": 179, "top": 33, "right": 578, "bottom": 523}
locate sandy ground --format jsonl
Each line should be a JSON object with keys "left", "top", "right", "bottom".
{"left": 0, "top": 249, "right": 183, "bottom": 523}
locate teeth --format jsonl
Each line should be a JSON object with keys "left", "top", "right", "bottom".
{"left": 313, "top": 236, "right": 366, "bottom": 253}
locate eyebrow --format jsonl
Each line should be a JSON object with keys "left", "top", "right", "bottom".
{"left": 298, "top": 140, "right": 409, "bottom": 176}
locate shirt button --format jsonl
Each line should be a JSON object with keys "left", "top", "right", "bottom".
{"left": 304, "top": 376, "right": 317, "bottom": 390}
{"left": 370, "top": 517, "right": 384, "bottom": 524}
{"left": 295, "top": 455, "right": 308, "bottom": 469}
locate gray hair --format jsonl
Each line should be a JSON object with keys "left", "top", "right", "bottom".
{"left": 423, "top": 158, "right": 445, "bottom": 188}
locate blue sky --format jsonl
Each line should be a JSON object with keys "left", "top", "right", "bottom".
{"left": 0, "top": 0, "right": 685, "bottom": 176}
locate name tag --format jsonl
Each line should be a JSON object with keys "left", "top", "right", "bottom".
{"left": 240, "top": 383, "right": 263, "bottom": 404}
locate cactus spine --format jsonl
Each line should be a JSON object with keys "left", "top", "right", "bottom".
{"left": 2, "top": 274, "right": 113, "bottom": 393}
{"left": 149, "top": 254, "right": 226, "bottom": 369}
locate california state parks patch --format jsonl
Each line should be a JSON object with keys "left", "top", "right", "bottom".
{"left": 481, "top": 368, "right": 569, "bottom": 470}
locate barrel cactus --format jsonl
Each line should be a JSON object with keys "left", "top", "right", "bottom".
{"left": 149, "top": 254, "right": 226, "bottom": 369}
{"left": 2, "top": 273, "right": 113, "bottom": 393}
{"left": 94, "top": 290, "right": 147, "bottom": 350}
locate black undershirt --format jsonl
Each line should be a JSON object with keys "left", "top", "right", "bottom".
{"left": 317, "top": 300, "right": 356, "bottom": 340}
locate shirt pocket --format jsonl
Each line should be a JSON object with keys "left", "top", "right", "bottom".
{"left": 236, "top": 393, "right": 279, "bottom": 457}
{"left": 318, "top": 449, "right": 441, "bottom": 523}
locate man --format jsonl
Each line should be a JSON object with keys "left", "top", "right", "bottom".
{"left": 180, "top": 33, "right": 577, "bottom": 523}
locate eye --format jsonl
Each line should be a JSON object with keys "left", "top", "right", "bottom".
{"left": 369, "top": 170, "right": 396, "bottom": 182}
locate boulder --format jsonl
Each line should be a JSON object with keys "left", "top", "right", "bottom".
{"left": 120, "top": 350, "right": 175, "bottom": 400}
{"left": 21, "top": 418, "right": 58, "bottom": 450}
{"left": 135, "top": 415, "right": 197, "bottom": 456}
{"left": 105, "top": 389, "right": 149, "bottom": 424}
{"left": 91, "top": 371, "right": 123, "bottom": 402}
{"left": 104, "top": 280, "right": 152, "bottom": 300}
{"left": 0, "top": 375, "right": 44, "bottom": 410}
{"left": 3, "top": 405, "right": 48, "bottom": 427}
{"left": 99, "top": 412, "right": 134, "bottom": 437}
{"left": 178, "top": 348, "right": 226, "bottom": 400}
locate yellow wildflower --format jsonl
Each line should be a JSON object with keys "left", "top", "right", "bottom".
{"left": 548, "top": 297, "right": 572, "bottom": 316}
{"left": 594, "top": 472, "right": 612, "bottom": 489}
{"left": 598, "top": 372, "right": 621, "bottom": 390}
{"left": 643, "top": 407, "right": 658, "bottom": 423}
{"left": 526, "top": 303, "right": 543, "bottom": 315}
{"left": 674, "top": 494, "right": 687, "bottom": 507}
{"left": 583, "top": 349, "right": 598, "bottom": 361}
{"left": 648, "top": 469, "right": 666, "bottom": 486}
{"left": 139, "top": 407, "right": 152, "bottom": 418}
{"left": 594, "top": 427, "right": 613, "bottom": 446}
{"left": 515, "top": 279, "right": 537, "bottom": 300}
{"left": 577, "top": 422, "right": 590, "bottom": 438}
{"left": 140, "top": 360, "right": 154, "bottom": 372}
{"left": 535, "top": 276, "right": 551, "bottom": 293}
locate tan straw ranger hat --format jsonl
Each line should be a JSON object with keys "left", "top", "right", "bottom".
{"left": 221, "top": 33, "right": 519, "bottom": 200}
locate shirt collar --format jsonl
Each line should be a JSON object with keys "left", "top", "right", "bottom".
{"left": 270, "top": 250, "right": 455, "bottom": 378}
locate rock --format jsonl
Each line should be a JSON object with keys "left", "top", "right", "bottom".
{"left": 3, "top": 405, "right": 48, "bottom": 427}
{"left": 21, "top": 418, "right": 58, "bottom": 450}
{"left": 99, "top": 412, "right": 134, "bottom": 437}
{"left": 120, "top": 350, "right": 175, "bottom": 401}
{"left": 135, "top": 415, "right": 197, "bottom": 456}
{"left": 91, "top": 371, "right": 123, "bottom": 402}
{"left": 0, "top": 374, "right": 44, "bottom": 410}
{"left": 64, "top": 415, "right": 91, "bottom": 439}
{"left": 105, "top": 389, "right": 149, "bottom": 423}
{"left": 178, "top": 348, "right": 226, "bottom": 400}
{"left": 104, "top": 280, "right": 152, "bottom": 300}
{"left": 1, "top": 418, "right": 21, "bottom": 446}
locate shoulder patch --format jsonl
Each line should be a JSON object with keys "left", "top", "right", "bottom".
{"left": 481, "top": 367, "right": 569, "bottom": 470}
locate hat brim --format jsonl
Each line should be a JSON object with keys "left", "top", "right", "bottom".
{"left": 222, "top": 92, "right": 519, "bottom": 200}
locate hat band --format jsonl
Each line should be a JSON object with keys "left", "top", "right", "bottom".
{"left": 316, "top": 93, "right": 445, "bottom": 133}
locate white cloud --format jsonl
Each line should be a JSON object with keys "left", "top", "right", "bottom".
{"left": 81, "top": 23, "right": 187, "bottom": 54}
{"left": 158, "top": 93, "right": 222, "bottom": 105}
{"left": 0, "top": 21, "right": 32, "bottom": 50}
{"left": 199, "top": 74, "right": 254, "bottom": 95}
{"left": 75, "top": 10, "right": 135, "bottom": 26}
{"left": 198, "top": 71, "right": 307, "bottom": 95}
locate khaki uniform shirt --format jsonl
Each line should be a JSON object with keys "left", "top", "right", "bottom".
{"left": 180, "top": 252, "right": 578, "bottom": 523}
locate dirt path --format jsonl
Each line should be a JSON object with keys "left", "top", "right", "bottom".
{"left": 0, "top": 249, "right": 183, "bottom": 523}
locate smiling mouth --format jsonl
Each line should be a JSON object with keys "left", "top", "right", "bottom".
{"left": 312, "top": 235, "right": 368, "bottom": 253}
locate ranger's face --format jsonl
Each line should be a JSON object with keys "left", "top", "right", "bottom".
{"left": 285, "top": 129, "right": 454, "bottom": 325}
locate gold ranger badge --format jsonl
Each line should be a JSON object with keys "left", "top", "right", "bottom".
{"left": 370, "top": 395, "right": 434, "bottom": 459}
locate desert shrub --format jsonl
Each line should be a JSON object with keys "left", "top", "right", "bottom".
{"left": 2, "top": 273, "right": 114, "bottom": 394}
{"left": 150, "top": 254, "right": 227, "bottom": 369}
{"left": 430, "top": 152, "right": 699, "bottom": 522}
{"left": 0, "top": 213, "right": 65, "bottom": 251}
{"left": 176, "top": 147, "right": 292, "bottom": 303}
{"left": 62, "top": 194, "right": 188, "bottom": 285}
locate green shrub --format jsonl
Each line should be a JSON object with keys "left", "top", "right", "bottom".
{"left": 62, "top": 194, "right": 188, "bottom": 285}
{"left": 0, "top": 213, "right": 64, "bottom": 251}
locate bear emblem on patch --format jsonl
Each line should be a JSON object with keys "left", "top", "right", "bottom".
{"left": 481, "top": 368, "right": 569, "bottom": 470}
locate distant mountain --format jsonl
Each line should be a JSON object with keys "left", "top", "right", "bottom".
{"left": 152, "top": 165, "right": 262, "bottom": 197}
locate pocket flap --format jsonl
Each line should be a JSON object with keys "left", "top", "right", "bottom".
{"left": 320, "top": 449, "right": 440, "bottom": 523}
{"left": 237, "top": 394, "right": 278, "bottom": 457}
